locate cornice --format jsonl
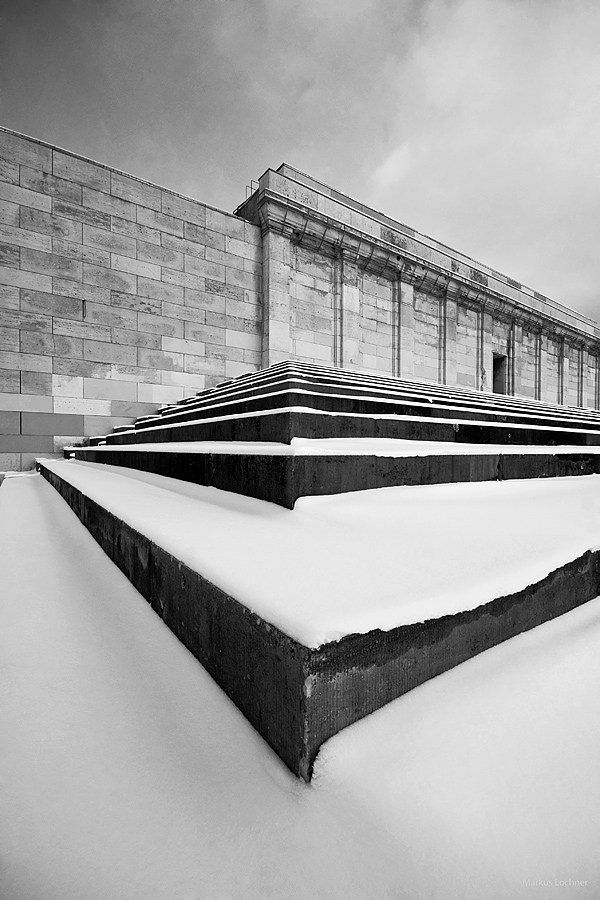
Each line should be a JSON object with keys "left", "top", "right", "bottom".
{"left": 255, "top": 187, "right": 600, "bottom": 354}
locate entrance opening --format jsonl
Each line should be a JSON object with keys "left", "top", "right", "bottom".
{"left": 493, "top": 353, "right": 508, "bottom": 395}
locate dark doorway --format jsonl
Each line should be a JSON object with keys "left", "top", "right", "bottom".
{"left": 493, "top": 353, "right": 507, "bottom": 394}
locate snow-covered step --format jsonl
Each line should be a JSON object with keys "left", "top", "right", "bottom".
{"left": 37, "top": 458, "right": 600, "bottom": 780}
{"left": 66, "top": 439, "right": 600, "bottom": 507}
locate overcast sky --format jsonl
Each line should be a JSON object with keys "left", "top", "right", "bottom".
{"left": 1, "top": 0, "right": 599, "bottom": 320}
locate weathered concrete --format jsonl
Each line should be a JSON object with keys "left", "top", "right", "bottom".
{"left": 68, "top": 445, "right": 600, "bottom": 507}
{"left": 38, "top": 460, "right": 600, "bottom": 780}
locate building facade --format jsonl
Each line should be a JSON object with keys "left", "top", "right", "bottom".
{"left": 1, "top": 126, "right": 599, "bottom": 469}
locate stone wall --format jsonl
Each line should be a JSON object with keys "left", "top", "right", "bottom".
{"left": 2, "top": 129, "right": 600, "bottom": 471}
{"left": 238, "top": 164, "right": 600, "bottom": 409}
{"left": 0, "top": 128, "right": 261, "bottom": 470}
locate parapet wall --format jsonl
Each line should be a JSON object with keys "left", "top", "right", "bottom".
{"left": 0, "top": 127, "right": 261, "bottom": 470}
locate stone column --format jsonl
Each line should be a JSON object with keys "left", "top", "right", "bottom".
{"left": 539, "top": 333, "right": 548, "bottom": 401}
{"left": 442, "top": 292, "right": 457, "bottom": 386}
{"left": 341, "top": 255, "right": 361, "bottom": 369}
{"left": 535, "top": 331, "right": 542, "bottom": 401}
{"left": 510, "top": 322, "right": 523, "bottom": 396}
{"left": 399, "top": 279, "right": 414, "bottom": 379}
{"left": 261, "top": 231, "right": 292, "bottom": 367}
{"left": 578, "top": 347, "right": 586, "bottom": 408}
{"left": 333, "top": 254, "right": 343, "bottom": 368}
{"left": 558, "top": 340, "right": 569, "bottom": 405}
{"left": 391, "top": 277, "right": 400, "bottom": 377}
{"left": 479, "top": 307, "right": 492, "bottom": 392}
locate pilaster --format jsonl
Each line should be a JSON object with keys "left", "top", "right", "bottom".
{"left": 399, "top": 280, "right": 414, "bottom": 379}
{"left": 341, "top": 256, "right": 361, "bottom": 369}
{"left": 261, "top": 231, "right": 292, "bottom": 367}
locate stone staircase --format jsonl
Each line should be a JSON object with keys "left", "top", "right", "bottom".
{"left": 37, "top": 362, "right": 600, "bottom": 780}
{"left": 64, "top": 360, "right": 600, "bottom": 507}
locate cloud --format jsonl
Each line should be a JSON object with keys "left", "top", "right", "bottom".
{"left": 366, "top": 0, "right": 600, "bottom": 317}
{"left": 1, "top": 0, "right": 599, "bottom": 318}
{"left": 372, "top": 143, "right": 411, "bottom": 193}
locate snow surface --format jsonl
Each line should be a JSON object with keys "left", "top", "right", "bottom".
{"left": 41, "top": 458, "right": 600, "bottom": 647}
{"left": 1, "top": 473, "right": 599, "bottom": 899}
{"left": 75, "top": 436, "right": 600, "bottom": 456}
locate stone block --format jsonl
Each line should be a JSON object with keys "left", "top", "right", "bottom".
{"left": 0, "top": 326, "right": 19, "bottom": 350}
{"left": 0, "top": 307, "right": 47, "bottom": 333}
{"left": 110, "top": 253, "right": 159, "bottom": 280}
{"left": 0, "top": 410, "right": 19, "bottom": 433}
{"left": 0, "top": 129, "right": 52, "bottom": 172}
{"left": 0, "top": 452, "right": 20, "bottom": 470}
{"left": 225, "top": 266, "right": 256, "bottom": 291}
{"left": 84, "top": 415, "right": 132, "bottom": 437}
{"left": 184, "top": 223, "right": 225, "bottom": 251}
{"left": 82, "top": 223, "right": 136, "bottom": 257}
{"left": 185, "top": 255, "right": 225, "bottom": 281}
{"left": 110, "top": 400, "right": 157, "bottom": 417}
{"left": 0, "top": 265, "right": 52, "bottom": 293}
{"left": 19, "top": 332, "right": 55, "bottom": 355}
{"left": 137, "top": 383, "right": 183, "bottom": 404}
{"left": 0, "top": 181, "right": 52, "bottom": 213}
{"left": 137, "top": 348, "right": 183, "bottom": 371}
{"left": 162, "top": 301, "right": 204, "bottom": 324}
{"left": 22, "top": 289, "right": 82, "bottom": 320}
{"left": 84, "top": 302, "right": 137, "bottom": 330}
{"left": 22, "top": 411, "right": 84, "bottom": 435}
{"left": 111, "top": 327, "right": 161, "bottom": 350}
{"left": 0, "top": 158, "right": 21, "bottom": 186}
{"left": 0, "top": 434, "right": 54, "bottom": 452}
{"left": 83, "top": 263, "right": 136, "bottom": 294}
{"left": 162, "top": 268, "right": 205, "bottom": 292}
{"left": 21, "top": 247, "right": 82, "bottom": 281}
{"left": 138, "top": 312, "right": 183, "bottom": 338}
{"left": 53, "top": 200, "right": 111, "bottom": 230}
{"left": 161, "top": 192, "right": 207, "bottom": 226}
{"left": 0, "top": 199, "right": 19, "bottom": 226}
{"left": 163, "top": 232, "right": 207, "bottom": 260}
{"left": 0, "top": 350, "right": 51, "bottom": 372}
{"left": 57, "top": 240, "right": 108, "bottom": 267}
{"left": 183, "top": 322, "right": 225, "bottom": 345}
{"left": 137, "top": 207, "right": 183, "bottom": 237}
{"left": 53, "top": 397, "right": 112, "bottom": 415}
{"left": 53, "top": 318, "right": 111, "bottom": 342}
{"left": 183, "top": 354, "right": 225, "bottom": 376}
{"left": 0, "top": 243, "right": 19, "bottom": 269}
{"left": 111, "top": 172, "right": 161, "bottom": 210}
{"left": 19, "top": 165, "right": 82, "bottom": 204}
{"left": 206, "top": 279, "right": 244, "bottom": 301}
{"left": 53, "top": 435, "right": 86, "bottom": 452}
{"left": 83, "top": 340, "right": 137, "bottom": 366}
{"left": 52, "top": 374, "right": 84, "bottom": 397}
{"left": 21, "top": 371, "right": 53, "bottom": 395}
{"left": 0, "top": 221, "right": 51, "bottom": 252}
{"left": 53, "top": 278, "right": 110, "bottom": 305}
{"left": 53, "top": 151, "right": 110, "bottom": 192}
{"left": 206, "top": 207, "right": 245, "bottom": 240}
{"left": 225, "top": 329, "right": 261, "bottom": 351}
{"left": 83, "top": 378, "right": 138, "bottom": 402}
{"left": 111, "top": 216, "right": 161, "bottom": 245}
{"left": 225, "top": 359, "right": 258, "bottom": 378}
{"left": 136, "top": 240, "right": 183, "bottom": 270}
{"left": 0, "top": 391, "right": 51, "bottom": 411}
{"left": 159, "top": 370, "right": 206, "bottom": 390}
{"left": 110, "top": 290, "right": 161, "bottom": 315}
{"left": 162, "top": 336, "right": 206, "bottom": 356}
{"left": 138, "top": 275, "right": 183, "bottom": 305}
